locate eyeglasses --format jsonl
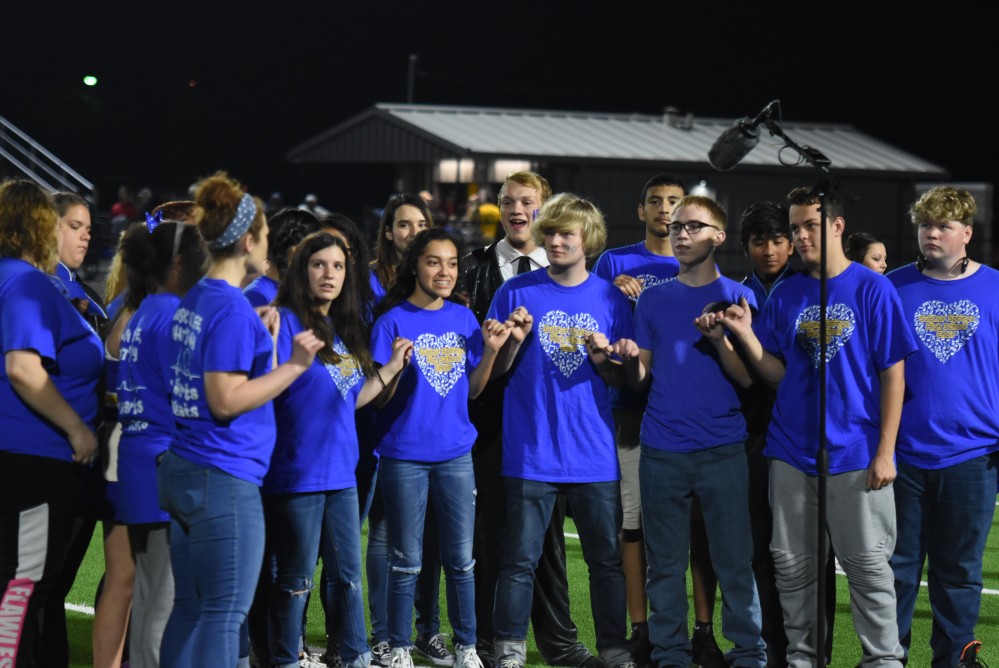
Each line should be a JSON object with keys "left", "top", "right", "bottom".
{"left": 667, "top": 220, "right": 719, "bottom": 235}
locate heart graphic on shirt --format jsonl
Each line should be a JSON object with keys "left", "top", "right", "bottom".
{"left": 630, "top": 274, "right": 671, "bottom": 302}
{"left": 325, "top": 340, "right": 363, "bottom": 400}
{"left": 538, "top": 310, "right": 599, "bottom": 378}
{"left": 413, "top": 332, "right": 467, "bottom": 398}
{"left": 913, "top": 300, "right": 979, "bottom": 363}
{"left": 794, "top": 303, "right": 856, "bottom": 369}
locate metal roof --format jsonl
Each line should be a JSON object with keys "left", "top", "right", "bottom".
{"left": 288, "top": 103, "right": 947, "bottom": 177}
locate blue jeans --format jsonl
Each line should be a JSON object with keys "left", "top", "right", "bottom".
{"left": 892, "top": 455, "right": 998, "bottom": 668}
{"left": 263, "top": 489, "right": 370, "bottom": 668}
{"left": 493, "top": 478, "right": 628, "bottom": 655}
{"left": 380, "top": 453, "right": 476, "bottom": 649}
{"left": 157, "top": 451, "right": 265, "bottom": 668}
{"left": 640, "top": 444, "right": 766, "bottom": 668}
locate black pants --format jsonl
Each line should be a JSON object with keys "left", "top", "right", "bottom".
{"left": 0, "top": 452, "right": 83, "bottom": 668}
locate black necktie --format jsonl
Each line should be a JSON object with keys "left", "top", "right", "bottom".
{"left": 516, "top": 256, "right": 532, "bottom": 275}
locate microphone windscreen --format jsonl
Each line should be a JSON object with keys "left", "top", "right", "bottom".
{"left": 708, "top": 120, "right": 760, "bottom": 171}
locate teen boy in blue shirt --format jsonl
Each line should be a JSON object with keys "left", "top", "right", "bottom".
{"left": 716, "top": 187, "right": 915, "bottom": 668}
{"left": 621, "top": 195, "right": 766, "bottom": 668}
{"left": 888, "top": 186, "right": 998, "bottom": 668}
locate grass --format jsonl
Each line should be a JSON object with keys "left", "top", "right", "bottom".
{"left": 66, "top": 512, "right": 999, "bottom": 667}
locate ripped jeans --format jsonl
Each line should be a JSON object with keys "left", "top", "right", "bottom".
{"left": 380, "top": 453, "right": 477, "bottom": 649}
{"left": 769, "top": 459, "right": 904, "bottom": 668}
{"left": 263, "top": 488, "right": 369, "bottom": 668}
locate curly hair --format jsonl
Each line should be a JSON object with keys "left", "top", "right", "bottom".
{"left": 910, "top": 186, "right": 977, "bottom": 227}
{"left": 0, "top": 179, "right": 58, "bottom": 271}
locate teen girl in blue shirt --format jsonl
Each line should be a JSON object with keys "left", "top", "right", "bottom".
{"left": 264, "top": 232, "right": 411, "bottom": 668}
{"left": 370, "top": 229, "right": 512, "bottom": 668}
{"left": 156, "top": 173, "right": 323, "bottom": 668}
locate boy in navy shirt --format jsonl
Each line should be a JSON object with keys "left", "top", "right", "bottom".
{"left": 888, "top": 186, "right": 997, "bottom": 668}
{"left": 621, "top": 195, "right": 766, "bottom": 668}
{"left": 716, "top": 187, "right": 914, "bottom": 667}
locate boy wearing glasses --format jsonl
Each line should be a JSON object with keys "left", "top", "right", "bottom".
{"left": 714, "top": 187, "right": 913, "bottom": 667}
{"left": 621, "top": 196, "right": 766, "bottom": 668}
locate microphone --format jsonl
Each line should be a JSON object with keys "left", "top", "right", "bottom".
{"left": 707, "top": 100, "right": 779, "bottom": 171}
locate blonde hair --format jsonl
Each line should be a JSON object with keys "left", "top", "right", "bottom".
{"left": 910, "top": 186, "right": 976, "bottom": 227}
{"left": 499, "top": 171, "right": 553, "bottom": 203}
{"left": 0, "top": 179, "right": 58, "bottom": 271}
{"left": 531, "top": 193, "right": 607, "bottom": 259}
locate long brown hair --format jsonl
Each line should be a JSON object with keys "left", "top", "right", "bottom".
{"left": 371, "top": 193, "right": 434, "bottom": 291}
{"left": 275, "top": 232, "right": 374, "bottom": 375}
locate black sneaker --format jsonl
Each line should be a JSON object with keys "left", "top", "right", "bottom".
{"left": 371, "top": 641, "right": 392, "bottom": 668}
{"left": 691, "top": 627, "right": 726, "bottom": 668}
{"left": 414, "top": 633, "right": 456, "bottom": 666}
{"left": 629, "top": 623, "right": 652, "bottom": 668}
{"left": 958, "top": 640, "right": 988, "bottom": 668}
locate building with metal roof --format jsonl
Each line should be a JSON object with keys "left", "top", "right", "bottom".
{"left": 289, "top": 104, "right": 975, "bottom": 272}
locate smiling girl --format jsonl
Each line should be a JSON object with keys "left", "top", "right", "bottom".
{"left": 370, "top": 229, "right": 512, "bottom": 668}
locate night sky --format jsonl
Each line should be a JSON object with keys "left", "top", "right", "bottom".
{"left": 4, "top": 1, "right": 995, "bottom": 218}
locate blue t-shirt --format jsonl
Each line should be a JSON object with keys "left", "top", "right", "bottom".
{"left": 371, "top": 300, "right": 481, "bottom": 461}
{"left": 0, "top": 258, "right": 104, "bottom": 462}
{"left": 265, "top": 310, "right": 366, "bottom": 493}
{"left": 117, "top": 292, "right": 180, "bottom": 523}
{"left": 889, "top": 263, "right": 999, "bottom": 469}
{"left": 0, "top": 258, "right": 103, "bottom": 462}
{"left": 243, "top": 274, "right": 279, "bottom": 307}
{"left": 487, "top": 270, "right": 635, "bottom": 482}
{"left": 593, "top": 242, "right": 680, "bottom": 411}
{"left": 592, "top": 242, "right": 680, "bottom": 303}
{"left": 168, "top": 278, "right": 276, "bottom": 484}
{"left": 369, "top": 269, "right": 387, "bottom": 304}
{"left": 635, "top": 276, "right": 756, "bottom": 452}
{"left": 758, "top": 263, "right": 917, "bottom": 475}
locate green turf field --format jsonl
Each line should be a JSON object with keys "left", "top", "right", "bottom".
{"left": 65, "top": 511, "right": 999, "bottom": 667}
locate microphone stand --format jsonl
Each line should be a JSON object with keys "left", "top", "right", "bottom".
{"left": 756, "top": 117, "right": 838, "bottom": 667}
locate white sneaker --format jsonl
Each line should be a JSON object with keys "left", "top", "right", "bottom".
{"left": 455, "top": 647, "right": 484, "bottom": 668}
{"left": 390, "top": 647, "right": 415, "bottom": 668}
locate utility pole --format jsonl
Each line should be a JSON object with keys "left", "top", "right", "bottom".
{"left": 407, "top": 53, "right": 418, "bottom": 103}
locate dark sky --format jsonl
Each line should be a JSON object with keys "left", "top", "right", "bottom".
{"left": 4, "top": 1, "right": 995, "bottom": 213}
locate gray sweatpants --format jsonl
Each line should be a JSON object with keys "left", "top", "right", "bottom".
{"left": 128, "top": 524, "right": 174, "bottom": 668}
{"left": 769, "top": 460, "right": 904, "bottom": 668}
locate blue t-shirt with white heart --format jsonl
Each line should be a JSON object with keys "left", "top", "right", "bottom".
{"left": 487, "top": 270, "right": 635, "bottom": 483}
{"left": 888, "top": 263, "right": 999, "bottom": 469}
{"left": 265, "top": 309, "right": 366, "bottom": 493}
{"left": 593, "top": 242, "right": 680, "bottom": 411}
{"left": 592, "top": 242, "right": 680, "bottom": 303}
{"left": 758, "top": 263, "right": 917, "bottom": 475}
{"left": 371, "top": 300, "right": 481, "bottom": 461}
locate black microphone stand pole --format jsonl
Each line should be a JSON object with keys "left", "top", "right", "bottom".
{"left": 755, "top": 118, "right": 838, "bottom": 667}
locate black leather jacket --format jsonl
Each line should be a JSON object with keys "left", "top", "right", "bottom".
{"left": 461, "top": 243, "right": 504, "bottom": 324}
